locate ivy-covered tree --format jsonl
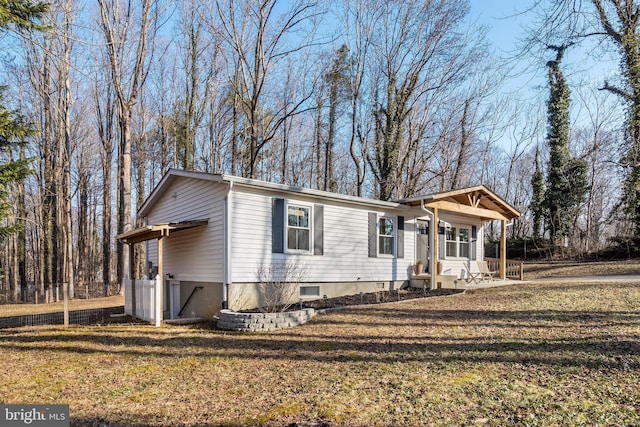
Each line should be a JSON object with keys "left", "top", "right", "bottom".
{"left": 0, "top": 0, "right": 47, "bottom": 240}
{"left": 529, "top": 0, "right": 640, "bottom": 235}
{"left": 323, "top": 45, "right": 350, "bottom": 193}
{"left": 544, "top": 45, "right": 588, "bottom": 250}
{"left": 530, "top": 145, "right": 545, "bottom": 239}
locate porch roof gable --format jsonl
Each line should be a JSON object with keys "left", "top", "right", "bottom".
{"left": 396, "top": 185, "right": 520, "bottom": 221}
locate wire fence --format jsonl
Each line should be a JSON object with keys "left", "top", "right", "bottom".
{"left": 0, "top": 306, "right": 124, "bottom": 329}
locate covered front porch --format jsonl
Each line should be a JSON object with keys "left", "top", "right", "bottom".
{"left": 398, "top": 185, "right": 521, "bottom": 289}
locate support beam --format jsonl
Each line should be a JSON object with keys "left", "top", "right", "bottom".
{"left": 155, "top": 236, "right": 164, "bottom": 327}
{"left": 129, "top": 243, "right": 136, "bottom": 319}
{"left": 432, "top": 207, "right": 439, "bottom": 288}
{"left": 423, "top": 200, "right": 508, "bottom": 221}
{"left": 500, "top": 219, "right": 507, "bottom": 280}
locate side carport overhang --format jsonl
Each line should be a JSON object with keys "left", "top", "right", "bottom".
{"left": 397, "top": 185, "right": 521, "bottom": 284}
{"left": 116, "top": 220, "right": 208, "bottom": 323}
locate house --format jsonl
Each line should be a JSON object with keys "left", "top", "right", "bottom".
{"left": 117, "top": 169, "right": 520, "bottom": 322}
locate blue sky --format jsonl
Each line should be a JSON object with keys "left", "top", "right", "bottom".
{"left": 468, "top": 0, "right": 623, "bottom": 141}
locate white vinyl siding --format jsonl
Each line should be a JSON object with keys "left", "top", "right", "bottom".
{"left": 145, "top": 177, "right": 226, "bottom": 283}
{"left": 230, "top": 187, "right": 414, "bottom": 283}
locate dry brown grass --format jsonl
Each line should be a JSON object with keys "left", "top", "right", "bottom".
{"left": 1, "top": 279, "right": 639, "bottom": 426}
{"left": 0, "top": 295, "right": 124, "bottom": 317}
{"left": 524, "top": 259, "right": 640, "bottom": 280}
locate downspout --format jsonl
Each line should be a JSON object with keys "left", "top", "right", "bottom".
{"left": 420, "top": 199, "right": 436, "bottom": 290}
{"left": 222, "top": 181, "right": 233, "bottom": 309}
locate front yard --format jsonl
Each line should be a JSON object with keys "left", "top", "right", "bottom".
{"left": 1, "top": 280, "right": 638, "bottom": 426}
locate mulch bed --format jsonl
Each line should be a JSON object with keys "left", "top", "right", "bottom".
{"left": 301, "top": 288, "right": 463, "bottom": 310}
{"left": 242, "top": 288, "right": 464, "bottom": 313}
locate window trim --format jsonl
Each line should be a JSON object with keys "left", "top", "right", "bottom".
{"left": 444, "top": 225, "right": 472, "bottom": 259}
{"left": 377, "top": 216, "right": 396, "bottom": 257}
{"left": 285, "top": 201, "right": 313, "bottom": 254}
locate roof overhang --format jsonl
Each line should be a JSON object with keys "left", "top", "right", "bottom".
{"left": 116, "top": 220, "right": 209, "bottom": 244}
{"left": 397, "top": 185, "right": 520, "bottom": 221}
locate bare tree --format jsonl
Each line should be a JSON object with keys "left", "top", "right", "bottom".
{"left": 366, "top": 0, "right": 485, "bottom": 200}
{"left": 93, "top": 57, "right": 116, "bottom": 296}
{"left": 98, "top": 0, "right": 160, "bottom": 287}
{"left": 256, "top": 260, "right": 308, "bottom": 312}
{"left": 212, "top": 0, "right": 322, "bottom": 179}
{"left": 337, "top": 0, "right": 382, "bottom": 196}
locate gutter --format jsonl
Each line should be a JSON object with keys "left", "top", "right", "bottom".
{"left": 420, "top": 199, "right": 436, "bottom": 290}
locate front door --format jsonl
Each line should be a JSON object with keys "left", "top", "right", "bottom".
{"left": 416, "top": 220, "right": 430, "bottom": 273}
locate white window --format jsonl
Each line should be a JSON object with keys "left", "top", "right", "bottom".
{"left": 378, "top": 217, "right": 395, "bottom": 255}
{"left": 459, "top": 228, "right": 470, "bottom": 258}
{"left": 445, "top": 226, "right": 471, "bottom": 259}
{"left": 300, "top": 285, "right": 320, "bottom": 298}
{"left": 446, "top": 227, "right": 457, "bottom": 257}
{"left": 287, "top": 204, "right": 311, "bottom": 252}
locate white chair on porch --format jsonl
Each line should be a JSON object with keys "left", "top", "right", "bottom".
{"left": 477, "top": 260, "right": 497, "bottom": 282}
{"left": 464, "top": 263, "right": 481, "bottom": 284}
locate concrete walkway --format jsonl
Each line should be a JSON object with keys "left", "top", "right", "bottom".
{"left": 461, "top": 275, "right": 640, "bottom": 290}
{"left": 525, "top": 275, "right": 640, "bottom": 284}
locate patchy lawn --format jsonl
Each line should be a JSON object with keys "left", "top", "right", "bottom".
{"left": 524, "top": 259, "right": 640, "bottom": 280}
{"left": 1, "top": 280, "right": 639, "bottom": 426}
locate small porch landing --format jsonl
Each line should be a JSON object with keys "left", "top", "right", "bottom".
{"left": 410, "top": 274, "right": 521, "bottom": 290}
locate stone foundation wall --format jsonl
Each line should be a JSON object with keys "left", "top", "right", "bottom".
{"left": 217, "top": 308, "right": 315, "bottom": 332}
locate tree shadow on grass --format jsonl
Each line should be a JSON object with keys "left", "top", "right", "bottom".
{"left": 1, "top": 305, "right": 639, "bottom": 370}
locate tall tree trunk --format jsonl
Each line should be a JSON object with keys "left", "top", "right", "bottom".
{"left": 99, "top": 0, "right": 154, "bottom": 289}
{"left": 135, "top": 101, "right": 147, "bottom": 279}
{"left": 98, "top": 85, "right": 114, "bottom": 296}
{"left": 117, "top": 107, "right": 132, "bottom": 288}
{"left": 60, "top": 6, "right": 74, "bottom": 316}
{"left": 17, "top": 146, "right": 26, "bottom": 301}
{"left": 451, "top": 99, "right": 471, "bottom": 189}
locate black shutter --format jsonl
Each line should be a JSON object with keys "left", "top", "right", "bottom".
{"left": 368, "top": 212, "right": 377, "bottom": 258}
{"left": 396, "top": 216, "right": 404, "bottom": 258}
{"left": 314, "top": 204, "right": 324, "bottom": 255}
{"left": 272, "top": 198, "right": 285, "bottom": 253}
{"left": 438, "top": 224, "right": 445, "bottom": 260}
{"left": 471, "top": 225, "right": 477, "bottom": 260}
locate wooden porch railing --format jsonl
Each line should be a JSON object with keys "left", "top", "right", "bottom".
{"left": 484, "top": 257, "right": 524, "bottom": 280}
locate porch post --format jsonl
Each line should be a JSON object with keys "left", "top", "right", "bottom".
{"left": 156, "top": 236, "right": 164, "bottom": 327}
{"left": 500, "top": 219, "right": 507, "bottom": 280}
{"left": 432, "top": 207, "right": 439, "bottom": 289}
{"left": 129, "top": 243, "right": 136, "bottom": 319}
